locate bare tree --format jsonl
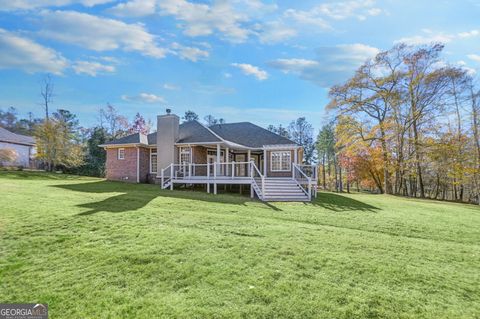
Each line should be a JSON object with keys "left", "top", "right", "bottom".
{"left": 40, "top": 74, "right": 54, "bottom": 120}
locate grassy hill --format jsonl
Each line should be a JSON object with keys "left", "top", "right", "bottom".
{"left": 0, "top": 171, "right": 479, "bottom": 318}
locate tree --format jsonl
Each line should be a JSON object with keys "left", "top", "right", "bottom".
{"left": 129, "top": 112, "right": 149, "bottom": 135}
{"left": 288, "top": 117, "right": 316, "bottom": 164}
{"left": 267, "top": 124, "right": 290, "bottom": 138}
{"left": 35, "top": 116, "right": 84, "bottom": 171}
{"left": 40, "top": 74, "right": 54, "bottom": 120}
{"left": 99, "top": 103, "right": 129, "bottom": 138}
{"left": 316, "top": 123, "right": 336, "bottom": 190}
{"left": 0, "top": 107, "right": 17, "bottom": 129}
{"left": 328, "top": 44, "right": 406, "bottom": 194}
{"left": 82, "top": 127, "right": 108, "bottom": 177}
{"left": 182, "top": 110, "right": 199, "bottom": 122}
{"left": 204, "top": 115, "right": 225, "bottom": 126}
{"left": 402, "top": 43, "right": 451, "bottom": 197}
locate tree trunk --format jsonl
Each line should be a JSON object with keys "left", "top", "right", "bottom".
{"left": 412, "top": 117, "right": 425, "bottom": 198}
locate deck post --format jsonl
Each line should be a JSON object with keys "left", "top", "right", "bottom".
{"left": 161, "top": 168, "right": 164, "bottom": 189}
{"left": 232, "top": 161, "right": 235, "bottom": 178}
{"left": 250, "top": 184, "right": 254, "bottom": 198}
{"left": 308, "top": 178, "right": 312, "bottom": 201}
{"left": 213, "top": 160, "right": 217, "bottom": 194}
{"left": 207, "top": 183, "right": 210, "bottom": 193}
{"left": 188, "top": 163, "right": 192, "bottom": 178}
{"left": 207, "top": 163, "right": 210, "bottom": 179}
{"left": 170, "top": 164, "right": 174, "bottom": 190}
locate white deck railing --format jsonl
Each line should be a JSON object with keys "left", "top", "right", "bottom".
{"left": 293, "top": 163, "right": 312, "bottom": 200}
{"left": 250, "top": 160, "right": 264, "bottom": 200}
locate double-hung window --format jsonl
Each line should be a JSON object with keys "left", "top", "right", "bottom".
{"left": 270, "top": 151, "right": 291, "bottom": 171}
{"left": 118, "top": 148, "right": 125, "bottom": 160}
{"left": 150, "top": 148, "right": 157, "bottom": 173}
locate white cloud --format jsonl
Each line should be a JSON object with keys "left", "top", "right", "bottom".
{"left": 284, "top": 0, "right": 383, "bottom": 28}
{"left": 283, "top": 9, "right": 331, "bottom": 29}
{"left": 38, "top": 10, "right": 166, "bottom": 58}
{"left": 163, "top": 83, "right": 179, "bottom": 90}
{"left": 395, "top": 29, "right": 453, "bottom": 45}
{"left": 231, "top": 63, "right": 268, "bottom": 80}
{"left": 269, "top": 43, "right": 379, "bottom": 87}
{"left": 268, "top": 58, "right": 319, "bottom": 74}
{"left": 0, "top": 28, "right": 68, "bottom": 74}
{"left": 458, "top": 30, "right": 479, "bottom": 38}
{"left": 315, "top": 0, "right": 383, "bottom": 20}
{"left": 0, "top": 0, "right": 113, "bottom": 10}
{"left": 158, "top": 0, "right": 250, "bottom": 43}
{"left": 171, "top": 42, "right": 209, "bottom": 62}
{"left": 121, "top": 93, "right": 166, "bottom": 103}
{"left": 108, "top": 0, "right": 156, "bottom": 17}
{"left": 468, "top": 54, "right": 480, "bottom": 62}
{"left": 72, "top": 60, "right": 115, "bottom": 76}
{"left": 257, "top": 21, "right": 297, "bottom": 44}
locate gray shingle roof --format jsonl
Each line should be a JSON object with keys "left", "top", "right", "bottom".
{"left": 102, "top": 120, "right": 295, "bottom": 148}
{"left": 177, "top": 121, "right": 221, "bottom": 144}
{"left": 102, "top": 133, "right": 142, "bottom": 145}
{"left": 209, "top": 122, "right": 296, "bottom": 148}
{"left": 0, "top": 127, "right": 35, "bottom": 145}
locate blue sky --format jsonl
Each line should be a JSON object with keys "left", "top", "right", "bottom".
{"left": 0, "top": 0, "right": 479, "bottom": 130}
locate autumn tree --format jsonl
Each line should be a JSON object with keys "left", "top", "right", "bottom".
{"left": 129, "top": 112, "right": 150, "bottom": 135}
{"left": 35, "top": 112, "right": 84, "bottom": 171}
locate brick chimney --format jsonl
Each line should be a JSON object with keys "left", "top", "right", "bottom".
{"left": 156, "top": 110, "right": 179, "bottom": 175}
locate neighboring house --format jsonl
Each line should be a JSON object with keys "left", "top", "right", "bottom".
{"left": 100, "top": 111, "right": 317, "bottom": 201}
{"left": 0, "top": 126, "right": 36, "bottom": 167}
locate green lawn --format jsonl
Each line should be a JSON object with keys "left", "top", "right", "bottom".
{"left": 0, "top": 171, "right": 479, "bottom": 318}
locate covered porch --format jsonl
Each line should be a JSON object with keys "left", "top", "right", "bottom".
{"left": 156, "top": 142, "right": 318, "bottom": 201}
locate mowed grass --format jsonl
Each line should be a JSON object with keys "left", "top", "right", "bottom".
{"left": 0, "top": 171, "right": 479, "bottom": 318}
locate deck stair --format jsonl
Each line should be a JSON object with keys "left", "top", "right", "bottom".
{"left": 260, "top": 178, "right": 310, "bottom": 202}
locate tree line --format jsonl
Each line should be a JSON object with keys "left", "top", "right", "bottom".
{"left": 319, "top": 42, "right": 480, "bottom": 204}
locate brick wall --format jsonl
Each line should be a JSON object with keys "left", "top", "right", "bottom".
{"left": 138, "top": 147, "right": 150, "bottom": 183}
{"left": 106, "top": 147, "right": 139, "bottom": 183}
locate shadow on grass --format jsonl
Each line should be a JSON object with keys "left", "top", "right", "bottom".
{"left": 310, "top": 192, "right": 379, "bottom": 212}
{"left": 52, "top": 180, "right": 280, "bottom": 215}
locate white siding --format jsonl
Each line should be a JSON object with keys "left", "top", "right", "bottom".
{"left": 0, "top": 142, "right": 33, "bottom": 167}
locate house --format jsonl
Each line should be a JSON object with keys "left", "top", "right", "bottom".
{"left": 0, "top": 126, "right": 36, "bottom": 168}
{"left": 100, "top": 111, "right": 317, "bottom": 201}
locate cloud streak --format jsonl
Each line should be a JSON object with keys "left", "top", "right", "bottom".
{"left": 231, "top": 63, "right": 268, "bottom": 80}
{"left": 269, "top": 44, "right": 379, "bottom": 87}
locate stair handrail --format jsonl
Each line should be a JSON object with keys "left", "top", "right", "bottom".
{"left": 293, "top": 163, "right": 312, "bottom": 200}
{"left": 250, "top": 160, "right": 264, "bottom": 200}
{"left": 160, "top": 163, "right": 173, "bottom": 189}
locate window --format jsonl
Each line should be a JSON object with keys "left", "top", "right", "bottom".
{"left": 179, "top": 147, "right": 191, "bottom": 164}
{"left": 270, "top": 151, "right": 291, "bottom": 171}
{"left": 118, "top": 148, "right": 125, "bottom": 160}
{"left": 150, "top": 149, "right": 157, "bottom": 173}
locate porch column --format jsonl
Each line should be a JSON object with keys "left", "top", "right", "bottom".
{"left": 216, "top": 144, "right": 221, "bottom": 163}
{"left": 225, "top": 147, "right": 229, "bottom": 175}
{"left": 263, "top": 149, "right": 267, "bottom": 177}
{"left": 247, "top": 150, "right": 251, "bottom": 161}
{"left": 294, "top": 148, "right": 298, "bottom": 164}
